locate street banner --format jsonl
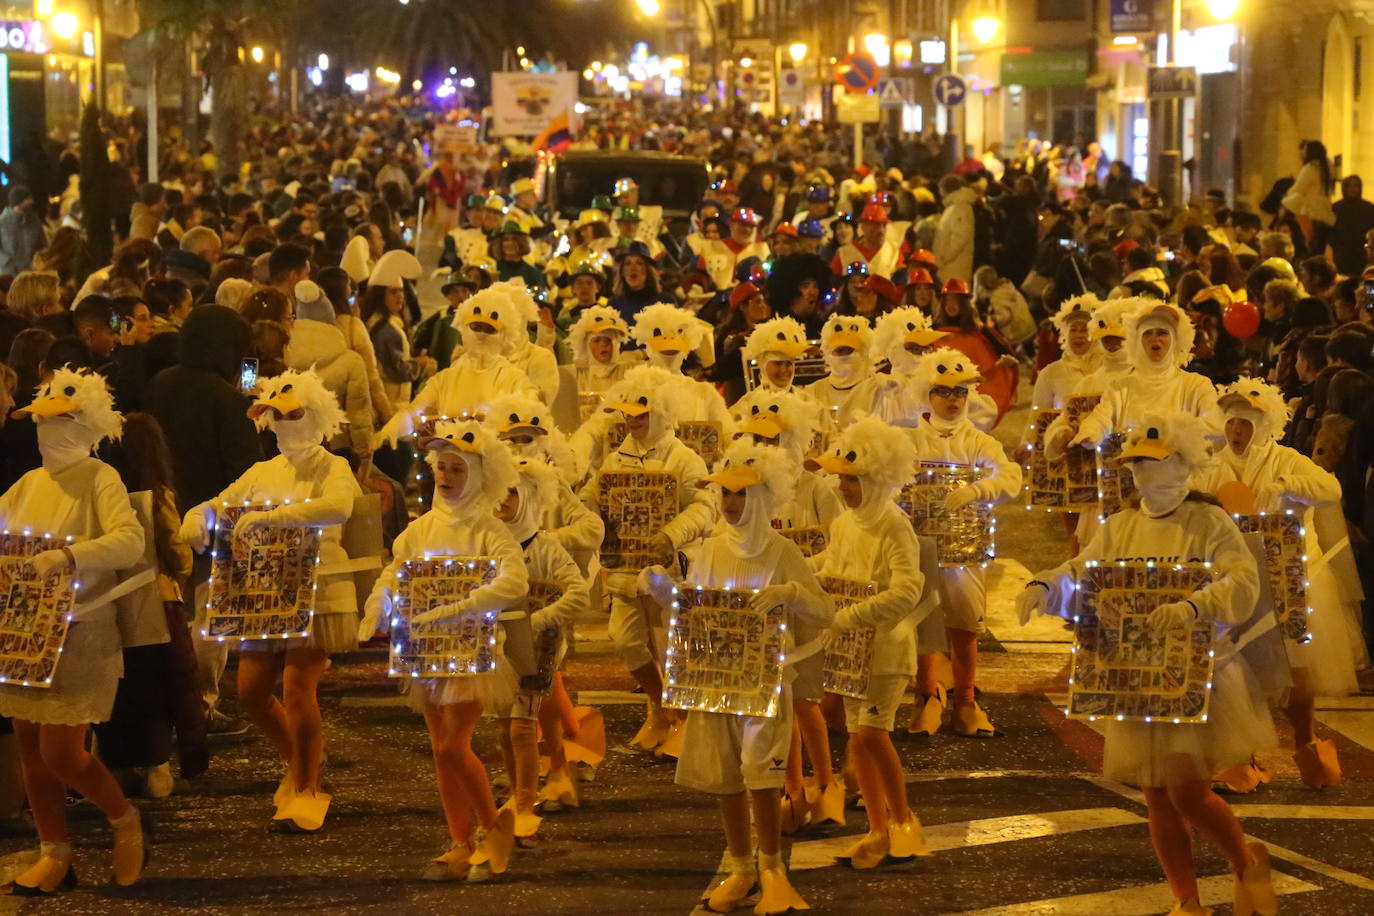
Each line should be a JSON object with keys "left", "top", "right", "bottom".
{"left": 1068, "top": 562, "right": 1216, "bottom": 723}
{"left": 205, "top": 504, "right": 319, "bottom": 641}
{"left": 491, "top": 71, "right": 578, "bottom": 138}
{"left": 0, "top": 532, "right": 76, "bottom": 688}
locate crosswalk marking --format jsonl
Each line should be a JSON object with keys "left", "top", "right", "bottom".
{"left": 789, "top": 807, "right": 1145, "bottom": 871}
{"left": 1316, "top": 710, "right": 1374, "bottom": 754}
{"left": 941, "top": 870, "right": 1318, "bottom": 916}
{"left": 1231, "top": 804, "right": 1374, "bottom": 820}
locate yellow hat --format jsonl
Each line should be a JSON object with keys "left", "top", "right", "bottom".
{"left": 511, "top": 178, "right": 536, "bottom": 196}
{"left": 1118, "top": 424, "right": 1175, "bottom": 462}
{"left": 815, "top": 448, "right": 862, "bottom": 475}
{"left": 246, "top": 389, "right": 305, "bottom": 421}
{"left": 420, "top": 427, "right": 484, "bottom": 454}
{"left": 12, "top": 393, "right": 77, "bottom": 419}
{"left": 703, "top": 464, "right": 763, "bottom": 491}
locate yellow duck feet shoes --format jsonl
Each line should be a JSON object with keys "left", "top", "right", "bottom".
{"left": 704, "top": 854, "right": 758, "bottom": 913}
{"left": 837, "top": 830, "right": 889, "bottom": 870}
{"left": 780, "top": 789, "right": 811, "bottom": 835}
{"left": 279, "top": 790, "right": 332, "bottom": 833}
{"left": 420, "top": 841, "right": 474, "bottom": 881}
{"left": 812, "top": 780, "right": 847, "bottom": 826}
{"left": 273, "top": 773, "right": 295, "bottom": 812}
{"left": 110, "top": 805, "right": 149, "bottom": 887}
{"left": 1293, "top": 738, "right": 1342, "bottom": 789}
{"left": 1167, "top": 897, "right": 1214, "bottom": 916}
{"left": 655, "top": 717, "right": 686, "bottom": 759}
{"left": 887, "top": 815, "right": 930, "bottom": 859}
{"left": 951, "top": 701, "right": 997, "bottom": 739}
{"left": 754, "top": 856, "right": 809, "bottom": 916}
{"left": 907, "top": 685, "right": 947, "bottom": 738}
{"left": 468, "top": 807, "right": 516, "bottom": 881}
{"left": 629, "top": 705, "right": 675, "bottom": 752}
{"left": 5, "top": 842, "right": 77, "bottom": 896}
{"left": 537, "top": 764, "right": 580, "bottom": 812}
{"left": 1233, "top": 841, "right": 1279, "bottom": 916}
{"left": 500, "top": 797, "right": 543, "bottom": 849}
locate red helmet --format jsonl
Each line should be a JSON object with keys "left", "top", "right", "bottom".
{"left": 941, "top": 277, "right": 971, "bottom": 297}
{"left": 731, "top": 207, "right": 761, "bottom": 226}
{"left": 908, "top": 248, "right": 938, "bottom": 268}
{"left": 729, "top": 281, "right": 762, "bottom": 309}
{"left": 865, "top": 276, "right": 899, "bottom": 303}
{"left": 858, "top": 203, "right": 890, "bottom": 224}
{"left": 906, "top": 267, "right": 935, "bottom": 287}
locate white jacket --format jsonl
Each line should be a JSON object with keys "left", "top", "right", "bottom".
{"left": 934, "top": 187, "right": 977, "bottom": 283}
{"left": 409, "top": 355, "right": 540, "bottom": 422}
{"left": 507, "top": 339, "right": 561, "bottom": 406}
{"left": 906, "top": 422, "right": 1022, "bottom": 505}
{"left": 1281, "top": 162, "right": 1336, "bottom": 224}
{"left": 813, "top": 501, "right": 925, "bottom": 676}
{"left": 523, "top": 532, "right": 589, "bottom": 634}
{"left": 288, "top": 319, "right": 373, "bottom": 454}
{"left": 1073, "top": 369, "right": 1219, "bottom": 448}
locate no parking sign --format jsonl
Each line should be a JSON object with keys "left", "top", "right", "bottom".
{"left": 834, "top": 53, "right": 879, "bottom": 93}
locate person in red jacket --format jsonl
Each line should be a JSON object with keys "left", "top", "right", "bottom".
{"left": 930, "top": 278, "right": 1018, "bottom": 421}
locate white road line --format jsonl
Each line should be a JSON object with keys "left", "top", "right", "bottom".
{"left": 1232, "top": 804, "right": 1374, "bottom": 820}
{"left": 1087, "top": 777, "right": 1374, "bottom": 892}
{"left": 1316, "top": 710, "right": 1374, "bottom": 754}
{"left": 941, "top": 870, "right": 1318, "bottom": 916}
{"left": 789, "top": 807, "right": 1145, "bottom": 871}
{"left": 576, "top": 689, "right": 650, "bottom": 705}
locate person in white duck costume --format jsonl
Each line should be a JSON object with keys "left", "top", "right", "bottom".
{"left": 180, "top": 369, "right": 361, "bottom": 833}
{"left": 734, "top": 315, "right": 814, "bottom": 414}
{"left": 641, "top": 440, "right": 833, "bottom": 916}
{"left": 1015, "top": 295, "right": 1101, "bottom": 460}
{"left": 359, "top": 419, "right": 528, "bottom": 882}
{"left": 0, "top": 367, "right": 150, "bottom": 892}
{"left": 489, "top": 279, "right": 561, "bottom": 406}
{"left": 804, "top": 315, "right": 880, "bottom": 432}
{"left": 629, "top": 303, "right": 732, "bottom": 435}
{"left": 1018, "top": 410, "right": 1280, "bottom": 916}
{"left": 812, "top": 416, "right": 930, "bottom": 869}
{"left": 1195, "top": 379, "right": 1362, "bottom": 790}
{"left": 567, "top": 305, "right": 633, "bottom": 417}
{"left": 905, "top": 349, "right": 1021, "bottom": 740}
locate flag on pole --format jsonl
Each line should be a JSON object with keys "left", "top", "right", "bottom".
{"left": 533, "top": 110, "right": 573, "bottom": 152}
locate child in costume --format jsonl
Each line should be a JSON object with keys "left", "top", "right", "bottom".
{"left": 804, "top": 315, "right": 880, "bottom": 432}
{"left": 643, "top": 441, "right": 833, "bottom": 914}
{"left": 358, "top": 419, "right": 527, "bottom": 881}
{"left": 579, "top": 365, "right": 716, "bottom": 752}
{"left": 813, "top": 417, "right": 929, "bottom": 868}
{"left": 1018, "top": 411, "right": 1279, "bottom": 916}
{"left": 629, "top": 302, "right": 733, "bottom": 435}
{"left": 1199, "top": 380, "right": 1361, "bottom": 789}
{"left": 734, "top": 390, "right": 846, "bottom": 830}
{"left": 1015, "top": 295, "right": 1100, "bottom": 461}
{"left": 567, "top": 304, "right": 632, "bottom": 419}
{"left": 0, "top": 368, "right": 149, "bottom": 892}
{"left": 904, "top": 350, "right": 1021, "bottom": 738}
{"left": 733, "top": 315, "right": 814, "bottom": 414}
{"left": 490, "top": 456, "right": 589, "bottom": 844}
{"left": 181, "top": 369, "right": 361, "bottom": 832}
{"left": 374, "top": 285, "right": 539, "bottom": 449}
{"left": 871, "top": 305, "right": 951, "bottom": 426}
{"left": 1066, "top": 296, "right": 1134, "bottom": 397}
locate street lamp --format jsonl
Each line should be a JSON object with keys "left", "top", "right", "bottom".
{"left": 636, "top": 0, "right": 660, "bottom": 15}
{"left": 788, "top": 43, "right": 808, "bottom": 64}
{"left": 864, "top": 33, "right": 890, "bottom": 67}
{"left": 1207, "top": 0, "right": 1240, "bottom": 19}
{"left": 50, "top": 11, "right": 79, "bottom": 40}
{"left": 971, "top": 16, "right": 1000, "bottom": 44}
{"left": 250, "top": 45, "right": 265, "bottom": 63}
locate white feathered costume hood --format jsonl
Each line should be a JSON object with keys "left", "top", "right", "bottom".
{"left": 873, "top": 306, "right": 947, "bottom": 375}
{"left": 421, "top": 417, "right": 519, "bottom": 515}
{"left": 15, "top": 366, "right": 123, "bottom": 466}
{"left": 630, "top": 303, "right": 707, "bottom": 372}
{"left": 247, "top": 368, "right": 345, "bottom": 454}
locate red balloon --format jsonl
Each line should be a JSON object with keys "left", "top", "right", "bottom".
{"left": 1223, "top": 300, "right": 1261, "bottom": 339}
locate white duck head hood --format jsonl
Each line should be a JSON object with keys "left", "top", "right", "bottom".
{"left": 422, "top": 418, "right": 519, "bottom": 517}
{"left": 1123, "top": 299, "right": 1195, "bottom": 380}
{"left": 15, "top": 366, "right": 123, "bottom": 468}
{"left": 873, "top": 306, "right": 948, "bottom": 376}
{"left": 731, "top": 389, "right": 817, "bottom": 461}
{"left": 247, "top": 368, "right": 345, "bottom": 454}
{"left": 704, "top": 440, "right": 799, "bottom": 559}
{"left": 815, "top": 415, "right": 917, "bottom": 525}
{"left": 820, "top": 315, "right": 874, "bottom": 382}
{"left": 630, "top": 303, "right": 707, "bottom": 373}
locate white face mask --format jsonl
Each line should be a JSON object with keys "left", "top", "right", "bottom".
{"left": 1128, "top": 454, "right": 1191, "bottom": 517}
{"left": 272, "top": 416, "right": 322, "bottom": 454}
{"left": 825, "top": 351, "right": 865, "bottom": 381}
{"left": 36, "top": 418, "right": 96, "bottom": 469}
{"left": 646, "top": 349, "right": 687, "bottom": 373}
{"left": 723, "top": 486, "right": 775, "bottom": 559}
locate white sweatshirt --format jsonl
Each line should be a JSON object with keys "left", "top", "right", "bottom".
{"left": 812, "top": 501, "right": 925, "bottom": 676}
{"left": 522, "top": 532, "right": 589, "bottom": 634}
{"left": 507, "top": 339, "right": 561, "bottom": 406}
{"left": 1073, "top": 369, "right": 1219, "bottom": 447}
{"left": 906, "top": 421, "right": 1023, "bottom": 505}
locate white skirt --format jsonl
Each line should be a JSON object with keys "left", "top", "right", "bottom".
{"left": 1102, "top": 654, "right": 1276, "bottom": 788}
{"left": 1284, "top": 567, "right": 1360, "bottom": 698}
{"left": 238, "top": 611, "right": 359, "bottom": 656}
{"left": 404, "top": 651, "right": 518, "bottom": 714}
{"left": 0, "top": 617, "right": 123, "bottom": 726}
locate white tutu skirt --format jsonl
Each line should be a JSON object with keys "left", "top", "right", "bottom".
{"left": 238, "top": 611, "right": 359, "bottom": 655}
{"left": 1284, "top": 567, "right": 1360, "bottom": 698}
{"left": 0, "top": 617, "right": 123, "bottom": 726}
{"left": 1103, "top": 654, "right": 1276, "bottom": 788}
{"left": 404, "top": 652, "right": 518, "bottom": 715}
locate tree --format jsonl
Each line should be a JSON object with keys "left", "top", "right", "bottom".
{"left": 78, "top": 102, "right": 113, "bottom": 271}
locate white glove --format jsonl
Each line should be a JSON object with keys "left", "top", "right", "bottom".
{"left": 179, "top": 505, "right": 214, "bottom": 553}
{"left": 636, "top": 565, "right": 677, "bottom": 607}
{"left": 231, "top": 510, "right": 273, "bottom": 546}
{"left": 358, "top": 588, "right": 390, "bottom": 641}
{"left": 942, "top": 487, "right": 979, "bottom": 513}
{"left": 29, "top": 549, "right": 71, "bottom": 579}
{"left": 1067, "top": 430, "right": 1098, "bottom": 451}
{"left": 1015, "top": 583, "right": 1049, "bottom": 626}
{"left": 750, "top": 582, "right": 800, "bottom": 613}
{"left": 1045, "top": 426, "right": 1073, "bottom": 462}
{"left": 1146, "top": 600, "right": 1195, "bottom": 633}
{"left": 1254, "top": 480, "right": 1286, "bottom": 513}
{"left": 373, "top": 411, "right": 414, "bottom": 452}
{"left": 412, "top": 597, "right": 476, "bottom": 628}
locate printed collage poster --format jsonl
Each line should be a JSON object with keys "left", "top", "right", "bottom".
{"left": 0, "top": 533, "right": 77, "bottom": 687}
{"left": 663, "top": 586, "right": 786, "bottom": 718}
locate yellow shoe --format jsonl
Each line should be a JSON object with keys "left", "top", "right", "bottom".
{"left": 1234, "top": 841, "right": 1278, "bottom": 916}
{"left": 565, "top": 706, "right": 607, "bottom": 767}
{"left": 907, "top": 685, "right": 946, "bottom": 737}
{"left": 1214, "top": 758, "right": 1269, "bottom": 795}
{"left": 704, "top": 869, "right": 757, "bottom": 913}
{"left": 420, "top": 841, "right": 473, "bottom": 881}
{"left": 655, "top": 717, "right": 685, "bottom": 758}
{"left": 537, "top": 764, "right": 580, "bottom": 812}
{"left": 1167, "top": 897, "right": 1214, "bottom": 916}
{"left": 499, "top": 798, "right": 543, "bottom": 841}
{"left": 6, "top": 844, "right": 77, "bottom": 896}
{"left": 629, "top": 705, "right": 674, "bottom": 752}
{"left": 283, "top": 790, "right": 332, "bottom": 833}
{"left": 754, "top": 864, "right": 810, "bottom": 915}
{"left": 812, "top": 780, "right": 846, "bottom": 826}
{"left": 887, "top": 815, "right": 930, "bottom": 859}
{"left": 468, "top": 807, "right": 516, "bottom": 875}
{"left": 780, "top": 789, "right": 811, "bottom": 835}
{"left": 837, "top": 830, "right": 889, "bottom": 869}
{"left": 1293, "top": 739, "right": 1342, "bottom": 789}
{"left": 273, "top": 772, "right": 295, "bottom": 810}
{"left": 110, "top": 806, "right": 149, "bottom": 887}
{"left": 951, "top": 701, "right": 996, "bottom": 738}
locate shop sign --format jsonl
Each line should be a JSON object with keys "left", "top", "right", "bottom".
{"left": 999, "top": 50, "right": 1089, "bottom": 88}
{"left": 0, "top": 21, "right": 47, "bottom": 55}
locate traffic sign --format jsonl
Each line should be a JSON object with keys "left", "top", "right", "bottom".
{"left": 1147, "top": 65, "right": 1197, "bottom": 99}
{"left": 934, "top": 73, "right": 966, "bottom": 108}
{"left": 835, "top": 89, "right": 880, "bottom": 124}
{"left": 779, "top": 68, "right": 804, "bottom": 105}
{"left": 877, "top": 79, "right": 906, "bottom": 109}
{"left": 834, "top": 53, "right": 880, "bottom": 93}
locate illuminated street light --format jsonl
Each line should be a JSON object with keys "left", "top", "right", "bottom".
{"left": 583, "top": 68, "right": 594, "bottom": 80}
{"left": 739, "top": 57, "right": 752, "bottom": 68}
{"left": 412, "top": 79, "right": 422, "bottom": 90}
{"left": 50, "top": 11, "right": 79, "bottom": 40}
{"left": 636, "top": 0, "right": 660, "bottom": 15}
{"left": 863, "top": 33, "right": 890, "bottom": 67}
{"left": 788, "top": 43, "right": 808, "bottom": 63}
{"left": 250, "top": 46, "right": 265, "bottom": 63}
{"left": 971, "top": 16, "right": 1000, "bottom": 44}
{"left": 1207, "top": 0, "right": 1240, "bottom": 19}
{"left": 318, "top": 53, "right": 329, "bottom": 70}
